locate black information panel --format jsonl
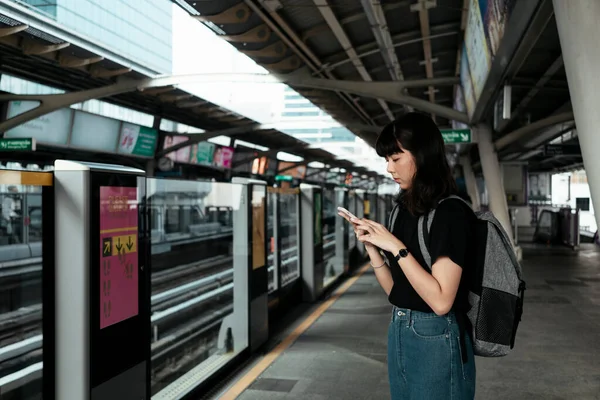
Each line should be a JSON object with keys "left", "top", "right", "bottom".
{"left": 89, "top": 172, "right": 150, "bottom": 396}
{"left": 313, "top": 191, "right": 324, "bottom": 265}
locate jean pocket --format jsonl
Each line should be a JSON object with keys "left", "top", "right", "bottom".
{"left": 410, "top": 317, "right": 450, "bottom": 340}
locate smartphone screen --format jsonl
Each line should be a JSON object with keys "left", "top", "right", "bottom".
{"left": 337, "top": 206, "right": 357, "bottom": 220}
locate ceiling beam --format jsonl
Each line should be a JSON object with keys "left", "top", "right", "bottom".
{"left": 495, "top": 111, "right": 575, "bottom": 151}
{"left": 0, "top": 24, "right": 28, "bottom": 37}
{"left": 302, "top": 1, "right": 411, "bottom": 42}
{"left": 360, "top": 0, "right": 412, "bottom": 115}
{"left": 321, "top": 22, "right": 460, "bottom": 73}
{"left": 411, "top": 0, "right": 437, "bottom": 121}
{"left": 360, "top": 0, "right": 405, "bottom": 84}
{"left": 313, "top": 0, "right": 394, "bottom": 121}
{"left": 496, "top": 55, "right": 564, "bottom": 132}
{"left": 248, "top": 0, "right": 375, "bottom": 127}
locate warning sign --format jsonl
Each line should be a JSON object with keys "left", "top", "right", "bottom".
{"left": 99, "top": 186, "right": 138, "bottom": 329}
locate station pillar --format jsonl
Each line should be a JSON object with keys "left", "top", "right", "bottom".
{"left": 553, "top": 0, "right": 600, "bottom": 231}
{"left": 460, "top": 155, "right": 481, "bottom": 212}
{"left": 475, "top": 124, "right": 514, "bottom": 244}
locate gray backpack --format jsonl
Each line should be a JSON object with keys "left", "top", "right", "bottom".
{"left": 388, "top": 196, "right": 526, "bottom": 357}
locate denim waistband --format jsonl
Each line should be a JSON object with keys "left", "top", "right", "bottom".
{"left": 391, "top": 306, "right": 457, "bottom": 323}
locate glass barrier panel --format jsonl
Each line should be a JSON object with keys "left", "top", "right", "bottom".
{"left": 322, "top": 189, "right": 339, "bottom": 286}
{"left": 278, "top": 190, "right": 300, "bottom": 287}
{"left": 267, "top": 191, "right": 276, "bottom": 294}
{"left": 368, "top": 193, "right": 378, "bottom": 221}
{"left": 148, "top": 178, "right": 238, "bottom": 396}
{"left": 348, "top": 192, "right": 357, "bottom": 249}
{"left": 0, "top": 172, "right": 51, "bottom": 400}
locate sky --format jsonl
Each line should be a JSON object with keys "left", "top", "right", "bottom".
{"left": 171, "top": 4, "right": 287, "bottom": 124}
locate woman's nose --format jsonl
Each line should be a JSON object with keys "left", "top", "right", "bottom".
{"left": 386, "top": 160, "right": 394, "bottom": 173}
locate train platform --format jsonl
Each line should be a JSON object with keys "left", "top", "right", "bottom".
{"left": 210, "top": 243, "right": 600, "bottom": 400}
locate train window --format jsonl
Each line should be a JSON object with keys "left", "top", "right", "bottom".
{"left": 150, "top": 207, "right": 160, "bottom": 231}
{"left": 165, "top": 206, "right": 180, "bottom": 233}
{"left": 218, "top": 208, "right": 232, "bottom": 228}
{"left": 190, "top": 206, "right": 205, "bottom": 225}
{"left": 28, "top": 207, "right": 43, "bottom": 242}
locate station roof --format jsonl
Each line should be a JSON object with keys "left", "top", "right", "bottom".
{"left": 179, "top": 0, "right": 583, "bottom": 174}
{"left": 179, "top": 0, "right": 467, "bottom": 144}
{"left": 0, "top": 1, "right": 583, "bottom": 176}
{"left": 0, "top": 1, "right": 382, "bottom": 179}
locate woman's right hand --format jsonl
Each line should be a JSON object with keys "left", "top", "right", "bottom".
{"left": 337, "top": 211, "right": 377, "bottom": 251}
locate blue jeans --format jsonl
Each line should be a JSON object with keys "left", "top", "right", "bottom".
{"left": 387, "top": 307, "right": 476, "bottom": 400}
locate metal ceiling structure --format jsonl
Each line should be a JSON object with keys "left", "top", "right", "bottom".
{"left": 0, "top": 0, "right": 587, "bottom": 176}
{"left": 0, "top": 0, "right": 382, "bottom": 179}
{"left": 179, "top": 0, "right": 584, "bottom": 174}
{"left": 180, "top": 0, "right": 468, "bottom": 145}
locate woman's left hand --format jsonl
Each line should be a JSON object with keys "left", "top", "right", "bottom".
{"left": 353, "top": 218, "right": 403, "bottom": 254}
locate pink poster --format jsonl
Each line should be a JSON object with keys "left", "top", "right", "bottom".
{"left": 163, "top": 135, "right": 191, "bottom": 163}
{"left": 99, "top": 186, "right": 138, "bottom": 329}
{"left": 213, "top": 146, "right": 234, "bottom": 169}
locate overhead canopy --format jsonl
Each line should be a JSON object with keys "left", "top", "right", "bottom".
{"left": 177, "top": 0, "right": 468, "bottom": 143}
{"left": 0, "top": 0, "right": 386, "bottom": 179}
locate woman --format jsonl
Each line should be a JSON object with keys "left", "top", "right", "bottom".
{"left": 339, "top": 112, "right": 476, "bottom": 399}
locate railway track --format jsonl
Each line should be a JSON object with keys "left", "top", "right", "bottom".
{"left": 0, "top": 263, "right": 235, "bottom": 394}
{"left": 0, "top": 245, "right": 301, "bottom": 397}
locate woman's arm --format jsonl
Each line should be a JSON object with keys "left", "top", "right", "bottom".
{"left": 338, "top": 210, "right": 393, "bottom": 295}
{"left": 353, "top": 219, "right": 463, "bottom": 316}
{"left": 365, "top": 246, "right": 394, "bottom": 296}
{"left": 388, "top": 243, "right": 461, "bottom": 315}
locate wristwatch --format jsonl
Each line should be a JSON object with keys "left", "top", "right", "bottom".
{"left": 394, "top": 248, "right": 409, "bottom": 262}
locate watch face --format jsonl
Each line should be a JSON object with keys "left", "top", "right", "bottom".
{"left": 399, "top": 249, "right": 409, "bottom": 258}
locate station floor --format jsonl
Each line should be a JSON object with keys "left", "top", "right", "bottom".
{"left": 212, "top": 243, "right": 600, "bottom": 400}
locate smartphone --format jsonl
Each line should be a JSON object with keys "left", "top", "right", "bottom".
{"left": 337, "top": 206, "right": 358, "bottom": 221}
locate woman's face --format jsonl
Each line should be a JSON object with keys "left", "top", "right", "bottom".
{"left": 386, "top": 146, "right": 416, "bottom": 190}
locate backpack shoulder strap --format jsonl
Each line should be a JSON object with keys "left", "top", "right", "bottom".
{"left": 418, "top": 210, "right": 435, "bottom": 271}
{"left": 438, "top": 195, "right": 474, "bottom": 210}
{"left": 387, "top": 202, "right": 400, "bottom": 231}
{"left": 417, "top": 195, "right": 472, "bottom": 271}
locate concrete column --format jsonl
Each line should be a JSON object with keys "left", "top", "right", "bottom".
{"left": 460, "top": 155, "right": 481, "bottom": 212}
{"left": 476, "top": 124, "right": 514, "bottom": 244}
{"left": 553, "top": 0, "right": 600, "bottom": 231}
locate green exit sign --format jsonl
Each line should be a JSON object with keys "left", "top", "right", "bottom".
{"left": 0, "top": 138, "right": 36, "bottom": 151}
{"left": 440, "top": 129, "right": 471, "bottom": 144}
{"left": 275, "top": 175, "right": 293, "bottom": 182}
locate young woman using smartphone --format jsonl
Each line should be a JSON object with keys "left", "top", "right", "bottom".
{"left": 338, "top": 112, "right": 476, "bottom": 400}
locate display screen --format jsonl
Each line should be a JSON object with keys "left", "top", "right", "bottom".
{"left": 99, "top": 186, "right": 139, "bottom": 329}
{"left": 213, "top": 145, "right": 234, "bottom": 168}
{"left": 189, "top": 142, "right": 216, "bottom": 165}
{"left": 314, "top": 192, "right": 322, "bottom": 245}
{"left": 163, "top": 135, "right": 191, "bottom": 163}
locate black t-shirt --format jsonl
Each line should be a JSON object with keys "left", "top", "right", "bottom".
{"left": 383, "top": 197, "right": 475, "bottom": 313}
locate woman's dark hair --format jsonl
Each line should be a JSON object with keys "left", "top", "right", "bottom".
{"left": 375, "top": 112, "right": 457, "bottom": 215}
